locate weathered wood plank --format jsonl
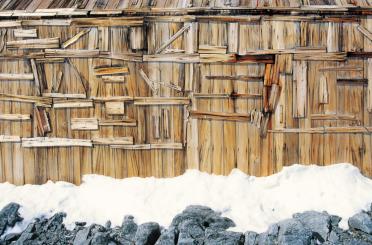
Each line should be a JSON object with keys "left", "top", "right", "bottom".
{"left": 22, "top": 137, "right": 92, "bottom": 147}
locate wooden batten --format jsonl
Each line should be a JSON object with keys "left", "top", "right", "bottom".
{"left": 53, "top": 100, "right": 93, "bottom": 108}
{"left": 13, "top": 29, "right": 37, "bottom": 38}
{"left": 293, "top": 61, "right": 307, "bottom": 118}
{"left": 199, "top": 53, "right": 236, "bottom": 63}
{"left": 71, "top": 118, "right": 99, "bottom": 130}
{"left": 311, "top": 114, "right": 357, "bottom": 121}
{"left": 0, "top": 73, "right": 34, "bottom": 81}
{"left": 111, "top": 144, "right": 151, "bottom": 150}
{"left": 143, "top": 53, "right": 200, "bottom": 63}
{"left": 45, "top": 49, "right": 100, "bottom": 58}
{"left": 94, "top": 66, "right": 129, "bottom": 76}
{"left": 105, "top": 101, "right": 125, "bottom": 115}
{"left": 134, "top": 97, "right": 190, "bottom": 105}
{"left": 92, "top": 137, "right": 133, "bottom": 145}
{"left": 205, "top": 75, "right": 262, "bottom": 81}
{"left": 6, "top": 38, "right": 60, "bottom": 49}
{"left": 101, "top": 75, "right": 125, "bottom": 83}
{"left": 139, "top": 69, "right": 157, "bottom": 93}
{"left": 0, "top": 93, "right": 51, "bottom": 107}
{"left": 294, "top": 52, "right": 346, "bottom": 61}
{"left": 357, "top": 25, "right": 372, "bottom": 42}
{"left": 22, "top": 137, "right": 92, "bottom": 147}
{"left": 189, "top": 110, "right": 250, "bottom": 121}
{"left": 0, "top": 135, "right": 21, "bottom": 143}
{"left": 153, "top": 115, "right": 160, "bottom": 139}
{"left": 0, "top": 114, "right": 31, "bottom": 121}
{"left": 150, "top": 143, "right": 183, "bottom": 150}
{"left": 42, "top": 93, "right": 86, "bottom": 99}
{"left": 70, "top": 17, "right": 143, "bottom": 27}
{"left": 99, "top": 119, "right": 136, "bottom": 127}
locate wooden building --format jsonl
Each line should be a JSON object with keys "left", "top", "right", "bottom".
{"left": 0, "top": 0, "right": 372, "bottom": 185}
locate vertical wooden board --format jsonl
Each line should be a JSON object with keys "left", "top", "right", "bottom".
{"left": 223, "top": 64, "right": 236, "bottom": 175}
{"left": 47, "top": 148, "right": 59, "bottom": 182}
{"left": 335, "top": 82, "right": 350, "bottom": 163}
{"left": 293, "top": 61, "right": 307, "bottom": 118}
{"left": 362, "top": 135, "right": 372, "bottom": 177}
{"left": 92, "top": 146, "right": 105, "bottom": 175}
{"left": 23, "top": 148, "right": 36, "bottom": 184}
{"left": 327, "top": 22, "right": 340, "bottom": 52}
{"left": 261, "top": 20, "right": 272, "bottom": 50}
{"left": 342, "top": 22, "right": 363, "bottom": 52}
{"left": 227, "top": 23, "right": 238, "bottom": 53}
{"left": 127, "top": 149, "right": 140, "bottom": 177}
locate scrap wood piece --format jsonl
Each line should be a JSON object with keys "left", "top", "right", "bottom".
{"left": 99, "top": 119, "right": 137, "bottom": 127}
{"left": 337, "top": 78, "right": 368, "bottom": 84}
{"left": 30, "top": 59, "right": 41, "bottom": 95}
{"left": 155, "top": 23, "right": 191, "bottom": 54}
{"left": 94, "top": 66, "right": 129, "bottom": 76}
{"left": 357, "top": 25, "right": 372, "bottom": 42}
{"left": 319, "top": 66, "right": 363, "bottom": 72}
{"left": 139, "top": 69, "right": 158, "bottom": 93}
{"left": 193, "top": 93, "right": 262, "bottom": 99}
{"left": 70, "top": 17, "right": 143, "bottom": 27}
{"left": 62, "top": 28, "right": 91, "bottom": 48}
{"left": 101, "top": 75, "right": 125, "bottom": 83}
{"left": 0, "top": 135, "right": 21, "bottom": 143}
{"left": 311, "top": 113, "right": 358, "bottom": 121}
{"left": 92, "top": 96, "right": 133, "bottom": 102}
{"left": 150, "top": 143, "right": 183, "bottom": 150}
{"left": 293, "top": 52, "right": 346, "bottom": 61}
{"left": 14, "top": 29, "right": 37, "bottom": 38}
{"left": 71, "top": 118, "right": 99, "bottom": 130}
{"left": 0, "top": 93, "right": 52, "bottom": 107}
{"left": 134, "top": 97, "right": 190, "bottom": 105}
{"left": 143, "top": 53, "right": 200, "bottom": 63}
{"left": 92, "top": 137, "right": 134, "bottom": 145}
{"left": 22, "top": 137, "right": 92, "bottom": 147}
{"left": 34, "top": 106, "right": 51, "bottom": 136}
{"left": 0, "top": 113, "right": 31, "bottom": 121}
{"left": 6, "top": 37, "right": 60, "bottom": 49}
{"left": 0, "top": 73, "right": 34, "bottom": 80}
{"left": 53, "top": 99, "right": 93, "bottom": 108}
{"left": 105, "top": 101, "right": 125, "bottom": 115}
{"left": 45, "top": 49, "right": 100, "bottom": 58}
{"left": 42, "top": 93, "right": 86, "bottom": 98}
{"left": 111, "top": 144, "right": 151, "bottom": 150}
{"left": 189, "top": 110, "right": 250, "bottom": 121}
{"left": 205, "top": 75, "right": 263, "bottom": 81}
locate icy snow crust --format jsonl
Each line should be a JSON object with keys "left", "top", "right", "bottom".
{"left": 0, "top": 163, "right": 371, "bottom": 234}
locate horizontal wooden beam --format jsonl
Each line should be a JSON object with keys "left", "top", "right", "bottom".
{"left": 143, "top": 53, "right": 200, "bottom": 63}
{"left": 0, "top": 135, "right": 21, "bottom": 143}
{"left": 0, "top": 73, "right": 34, "bottom": 80}
{"left": 311, "top": 113, "right": 358, "bottom": 121}
{"left": 0, "top": 93, "right": 52, "bottom": 107}
{"left": 134, "top": 97, "right": 190, "bottom": 105}
{"left": 13, "top": 29, "right": 37, "bottom": 38}
{"left": 94, "top": 66, "right": 129, "bottom": 76}
{"left": 189, "top": 110, "right": 251, "bottom": 121}
{"left": 111, "top": 143, "right": 183, "bottom": 150}
{"left": 45, "top": 49, "right": 100, "bottom": 58}
{"left": 22, "top": 137, "right": 92, "bottom": 147}
{"left": 61, "top": 28, "right": 91, "bottom": 48}
{"left": 71, "top": 17, "right": 143, "bottom": 27}
{"left": 92, "top": 137, "right": 134, "bottom": 145}
{"left": 53, "top": 99, "right": 93, "bottom": 108}
{"left": 42, "top": 93, "right": 86, "bottom": 99}
{"left": 99, "top": 119, "right": 136, "bottom": 127}
{"left": 71, "top": 118, "right": 99, "bottom": 130}
{"left": 0, "top": 114, "right": 31, "bottom": 121}
{"left": 92, "top": 96, "right": 133, "bottom": 102}
{"left": 294, "top": 52, "right": 346, "bottom": 61}
{"left": 6, "top": 38, "right": 60, "bottom": 49}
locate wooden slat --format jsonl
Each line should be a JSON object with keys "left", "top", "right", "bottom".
{"left": 155, "top": 23, "right": 191, "bottom": 54}
{"left": 134, "top": 97, "right": 190, "bottom": 105}
{"left": 71, "top": 118, "right": 99, "bottom": 130}
{"left": 92, "top": 137, "right": 134, "bottom": 145}
{"left": 6, "top": 38, "right": 60, "bottom": 49}
{"left": 105, "top": 101, "right": 125, "bottom": 115}
{"left": 0, "top": 114, "right": 30, "bottom": 121}
{"left": 61, "top": 28, "right": 91, "bottom": 48}
{"left": 189, "top": 110, "right": 250, "bottom": 121}
{"left": 22, "top": 137, "right": 92, "bottom": 147}
{"left": 13, "top": 29, "right": 37, "bottom": 38}
{"left": 0, "top": 135, "right": 21, "bottom": 143}
{"left": 198, "top": 45, "right": 227, "bottom": 54}
{"left": 94, "top": 66, "right": 129, "bottom": 76}
{"left": 357, "top": 25, "right": 372, "bottom": 42}
{"left": 53, "top": 100, "right": 93, "bottom": 108}
{"left": 0, "top": 73, "right": 34, "bottom": 80}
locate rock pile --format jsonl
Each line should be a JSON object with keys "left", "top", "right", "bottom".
{"left": 0, "top": 203, "right": 372, "bottom": 244}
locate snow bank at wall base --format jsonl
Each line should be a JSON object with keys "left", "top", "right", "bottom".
{"left": 0, "top": 163, "right": 371, "bottom": 235}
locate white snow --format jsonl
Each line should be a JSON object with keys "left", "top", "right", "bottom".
{"left": 1, "top": 163, "right": 372, "bottom": 235}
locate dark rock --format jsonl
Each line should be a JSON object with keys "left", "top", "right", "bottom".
{"left": 155, "top": 227, "right": 178, "bottom": 245}
{"left": 244, "top": 231, "right": 258, "bottom": 245}
{"left": 91, "top": 231, "right": 112, "bottom": 245}
{"left": 348, "top": 212, "right": 372, "bottom": 234}
{"left": 177, "top": 219, "right": 205, "bottom": 244}
{"left": 0, "top": 203, "right": 23, "bottom": 236}
{"left": 204, "top": 228, "right": 244, "bottom": 245}
{"left": 293, "top": 211, "right": 331, "bottom": 242}
{"left": 76, "top": 222, "right": 87, "bottom": 227}
{"left": 134, "top": 222, "right": 161, "bottom": 245}
{"left": 73, "top": 225, "right": 92, "bottom": 245}
{"left": 105, "top": 221, "right": 111, "bottom": 229}
{"left": 276, "top": 218, "right": 313, "bottom": 245}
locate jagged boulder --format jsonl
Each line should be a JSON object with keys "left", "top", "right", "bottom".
{"left": 204, "top": 228, "right": 244, "bottom": 245}
{"left": 349, "top": 212, "right": 372, "bottom": 234}
{"left": 134, "top": 222, "right": 161, "bottom": 245}
{"left": 0, "top": 203, "right": 23, "bottom": 236}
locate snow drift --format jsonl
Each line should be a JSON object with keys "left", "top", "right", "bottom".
{"left": 0, "top": 163, "right": 371, "bottom": 235}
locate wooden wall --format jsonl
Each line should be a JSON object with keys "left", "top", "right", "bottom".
{"left": 0, "top": 10, "right": 371, "bottom": 185}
